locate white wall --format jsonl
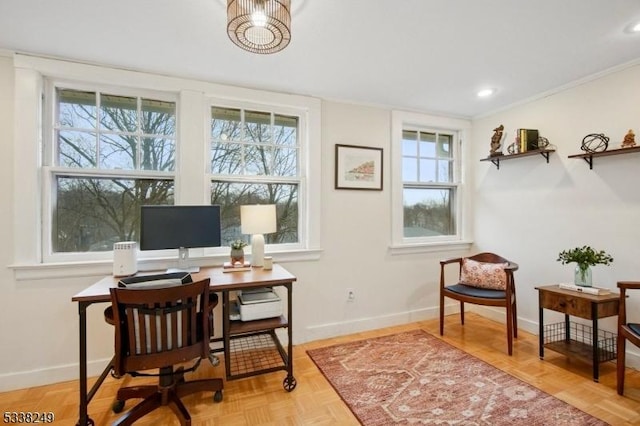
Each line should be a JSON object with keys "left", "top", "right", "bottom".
{"left": 2, "top": 51, "right": 638, "bottom": 392}
{"left": 0, "top": 55, "right": 459, "bottom": 391}
{"left": 471, "top": 63, "right": 640, "bottom": 361}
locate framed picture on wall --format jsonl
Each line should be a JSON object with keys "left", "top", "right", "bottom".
{"left": 335, "top": 144, "right": 383, "bottom": 190}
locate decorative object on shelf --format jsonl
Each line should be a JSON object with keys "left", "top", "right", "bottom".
{"left": 227, "top": 0, "right": 291, "bottom": 55}
{"left": 489, "top": 124, "right": 504, "bottom": 157}
{"left": 621, "top": 129, "right": 636, "bottom": 148}
{"left": 230, "top": 239, "right": 248, "bottom": 265}
{"left": 557, "top": 245, "right": 613, "bottom": 287}
{"left": 568, "top": 144, "right": 640, "bottom": 169}
{"left": 506, "top": 133, "right": 521, "bottom": 155}
{"left": 518, "top": 128, "right": 539, "bottom": 152}
{"left": 241, "top": 204, "right": 277, "bottom": 267}
{"left": 537, "top": 136, "right": 550, "bottom": 149}
{"left": 581, "top": 133, "right": 609, "bottom": 153}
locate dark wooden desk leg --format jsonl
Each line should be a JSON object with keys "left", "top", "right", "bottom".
{"left": 76, "top": 301, "right": 94, "bottom": 426}
{"left": 564, "top": 314, "right": 570, "bottom": 342}
{"left": 222, "top": 291, "right": 231, "bottom": 380}
{"left": 538, "top": 302, "right": 544, "bottom": 360}
{"left": 283, "top": 283, "right": 296, "bottom": 391}
{"left": 592, "top": 303, "right": 599, "bottom": 382}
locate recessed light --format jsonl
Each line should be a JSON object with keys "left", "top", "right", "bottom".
{"left": 624, "top": 20, "right": 640, "bottom": 33}
{"left": 477, "top": 88, "right": 496, "bottom": 98}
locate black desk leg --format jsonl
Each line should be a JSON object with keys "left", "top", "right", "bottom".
{"left": 538, "top": 304, "right": 544, "bottom": 360}
{"left": 76, "top": 302, "right": 94, "bottom": 426}
{"left": 592, "top": 304, "right": 599, "bottom": 382}
{"left": 283, "top": 283, "right": 296, "bottom": 391}
{"left": 222, "top": 291, "right": 231, "bottom": 380}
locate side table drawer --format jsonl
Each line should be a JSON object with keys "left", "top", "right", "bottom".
{"left": 540, "top": 292, "right": 591, "bottom": 318}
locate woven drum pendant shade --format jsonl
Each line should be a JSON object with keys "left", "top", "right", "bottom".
{"left": 227, "top": 0, "right": 291, "bottom": 54}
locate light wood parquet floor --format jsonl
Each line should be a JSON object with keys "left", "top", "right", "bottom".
{"left": 2, "top": 313, "right": 640, "bottom": 425}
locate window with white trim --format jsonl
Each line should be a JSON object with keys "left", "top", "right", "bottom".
{"left": 209, "top": 105, "right": 302, "bottom": 247}
{"left": 391, "top": 111, "right": 470, "bottom": 249}
{"left": 402, "top": 128, "right": 457, "bottom": 238}
{"left": 45, "top": 85, "right": 177, "bottom": 257}
{"left": 14, "top": 55, "right": 320, "bottom": 272}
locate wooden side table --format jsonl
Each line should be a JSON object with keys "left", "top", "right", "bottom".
{"left": 536, "top": 284, "right": 620, "bottom": 382}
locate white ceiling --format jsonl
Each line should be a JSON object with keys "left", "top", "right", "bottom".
{"left": 1, "top": 0, "right": 639, "bottom": 118}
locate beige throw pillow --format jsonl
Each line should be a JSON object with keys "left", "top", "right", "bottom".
{"left": 460, "top": 258, "right": 509, "bottom": 290}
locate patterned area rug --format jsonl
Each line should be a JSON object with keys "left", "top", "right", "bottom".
{"left": 307, "top": 330, "right": 607, "bottom": 425}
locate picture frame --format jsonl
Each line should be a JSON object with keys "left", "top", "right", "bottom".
{"left": 335, "top": 144, "right": 383, "bottom": 190}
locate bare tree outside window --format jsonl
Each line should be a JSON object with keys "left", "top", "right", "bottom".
{"left": 210, "top": 107, "right": 299, "bottom": 246}
{"left": 52, "top": 89, "right": 175, "bottom": 252}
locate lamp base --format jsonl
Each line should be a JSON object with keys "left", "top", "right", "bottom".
{"left": 251, "top": 234, "right": 265, "bottom": 267}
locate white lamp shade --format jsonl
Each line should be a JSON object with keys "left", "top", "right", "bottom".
{"left": 241, "top": 204, "right": 277, "bottom": 234}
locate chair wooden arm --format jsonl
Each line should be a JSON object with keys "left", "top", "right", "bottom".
{"left": 618, "top": 281, "right": 640, "bottom": 290}
{"left": 617, "top": 281, "right": 640, "bottom": 330}
{"left": 440, "top": 257, "right": 463, "bottom": 266}
{"left": 504, "top": 261, "right": 519, "bottom": 272}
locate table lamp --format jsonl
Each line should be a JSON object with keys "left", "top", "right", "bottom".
{"left": 241, "top": 204, "right": 277, "bottom": 267}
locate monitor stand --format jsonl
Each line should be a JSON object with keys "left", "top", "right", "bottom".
{"left": 167, "top": 247, "right": 200, "bottom": 274}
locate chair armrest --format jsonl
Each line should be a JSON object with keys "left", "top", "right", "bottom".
{"left": 618, "top": 281, "right": 640, "bottom": 290}
{"left": 440, "top": 257, "right": 463, "bottom": 289}
{"left": 440, "top": 257, "right": 463, "bottom": 266}
{"left": 505, "top": 261, "right": 519, "bottom": 272}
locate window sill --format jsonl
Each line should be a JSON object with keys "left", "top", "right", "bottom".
{"left": 10, "top": 248, "right": 323, "bottom": 281}
{"left": 389, "top": 240, "right": 473, "bottom": 255}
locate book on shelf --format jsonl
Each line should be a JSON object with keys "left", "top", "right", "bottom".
{"left": 518, "top": 128, "right": 539, "bottom": 152}
{"left": 558, "top": 283, "right": 611, "bottom": 295}
{"left": 223, "top": 261, "right": 251, "bottom": 272}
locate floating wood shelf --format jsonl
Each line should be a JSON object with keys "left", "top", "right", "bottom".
{"left": 568, "top": 145, "right": 640, "bottom": 169}
{"left": 480, "top": 148, "right": 555, "bottom": 170}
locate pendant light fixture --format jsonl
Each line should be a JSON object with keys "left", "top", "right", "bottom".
{"left": 227, "top": 0, "right": 291, "bottom": 54}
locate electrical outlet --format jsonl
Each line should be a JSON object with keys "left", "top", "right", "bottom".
{"left": 347, "top": 288, "right": 355, "bottom": 302}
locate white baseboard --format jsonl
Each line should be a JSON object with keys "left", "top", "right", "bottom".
{"left": 0, "top": 358, "right": 112, "bottom": 393}
{"left": 303, "top": 307, "right": 438, "bottom": 343}
{"left": 3, "top": 304, "right": 639, "bottom": 392}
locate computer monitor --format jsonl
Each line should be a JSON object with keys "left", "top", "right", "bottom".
{"left": 140, "top": 205, "right": 222, "bottom": 272}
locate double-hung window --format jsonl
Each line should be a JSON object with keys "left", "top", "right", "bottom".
{"left": 402, "top": 128, "right": 457, "bottom": 237}
{"left": 209, "top": 104, "right": 302, "bottom": 247}
{"left": 391, "top": 111, "right": 471, "bottom": 251}
{"left": 45, "top": 85, "right": 177, "bottom": 260}
{"left": 13, "top": 55, "right": 321, "bottom": 275}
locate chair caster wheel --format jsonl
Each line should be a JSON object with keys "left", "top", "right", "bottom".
{"left": 214, "top": 390, "right": 223, "bottom": 402}
{"left": 112, "top": 400, "right": 125, "bottom": 413}
{"left": 283, "top": 376, "right": 297, "bottom": 392}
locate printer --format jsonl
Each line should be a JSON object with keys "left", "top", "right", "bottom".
{"left": 232, "top": 287, "right": 282, "bottom": 321}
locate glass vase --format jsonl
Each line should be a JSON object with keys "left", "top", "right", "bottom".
{"left": 574, "top": 265, "right": 592, "bottom": 287}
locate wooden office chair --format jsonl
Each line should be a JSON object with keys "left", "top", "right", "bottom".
{"left": 617, "top": 281, "right": 640, "bottom": 395}
{"left": 440, "top": 252, "right": 519, "bottom": 355}
{"left": 109, "top": 278, "right": 223, "bottom": 426}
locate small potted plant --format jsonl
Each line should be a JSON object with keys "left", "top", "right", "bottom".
{"left": 230, "top": 239, "right": 248, "bottom": 265}
{"left": 557, "top": 245, "right": 613, "bottom": 287}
